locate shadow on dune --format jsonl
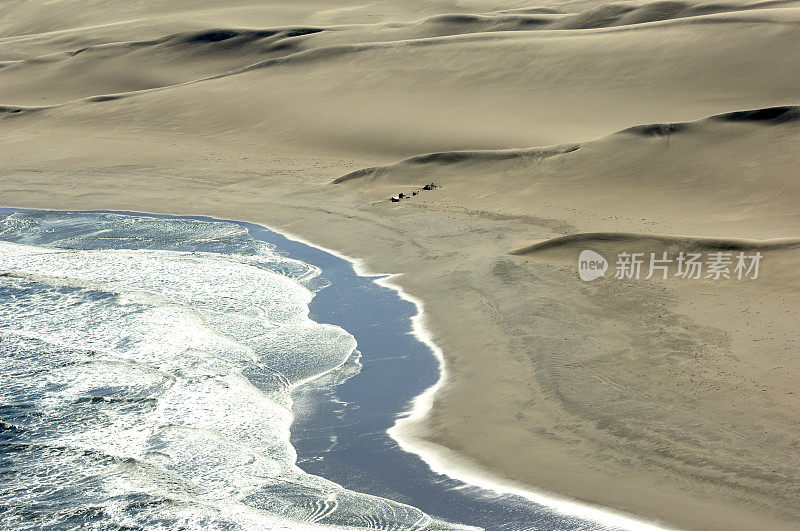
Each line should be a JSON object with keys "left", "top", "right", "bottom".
{"left": 510, "top": 232, "right": 800, "bottom": 255}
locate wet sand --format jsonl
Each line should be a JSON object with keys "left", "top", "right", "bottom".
{"left": 2, "top": 0, "right": 800, "bottom": 528}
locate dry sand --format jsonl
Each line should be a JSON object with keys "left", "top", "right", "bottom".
{"left": 2, "top": 0, "right": 800, "bottom": 528}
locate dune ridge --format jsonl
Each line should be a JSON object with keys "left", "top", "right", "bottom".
{"left": 2, "top": 26, "right": 325, "bottom": 65}
{"left": 2, "top": 0, "right": 800, "bottom": 528}
{"left": 2, "top": 2, "right": 799, "bottom": 112}
{"left": 511, "top": 232, "right": 800, "bottom": 255}
{"left": 332, "top": 104, "right": 800, "bottom": 184}
{"left": 332, "top": 145, "right": 582, "bottom": 184}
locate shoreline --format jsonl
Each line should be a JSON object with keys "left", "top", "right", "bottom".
{"left": 258, "top": 217, "right": 668, "bottom": 531}
{"left": 2, "top": 104, "right": 798, "bottom": 529}
{"left": 1, "top": 205, "right": 664, "bottom": 530}
{"left": 2, "top": 0, "right": 800, "bottom": 525}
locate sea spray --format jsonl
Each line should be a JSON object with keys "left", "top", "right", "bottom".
{"left": 0, "top": 210, "right": 462, "bottom": 530}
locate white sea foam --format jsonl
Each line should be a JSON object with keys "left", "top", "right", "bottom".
{"left": 260, "top": 225, "right": 671, "bottom": 531}
{"left": 0, "top": 209, "right": 668, "bottom": 530}
{"left": 0, "top": 212, "right": 460, "bottom": 530}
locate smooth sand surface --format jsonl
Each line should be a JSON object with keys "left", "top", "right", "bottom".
{"left": 2, "top": 1, "right": 800, "bottom": 528}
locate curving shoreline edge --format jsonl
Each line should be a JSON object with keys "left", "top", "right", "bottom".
{"left": 261, "top": 222, "right": 670, "bottom": 531}
{"left": 0, "top": 204, "right": 669, "bottom": 530}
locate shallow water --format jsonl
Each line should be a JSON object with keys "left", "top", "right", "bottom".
{"left": 0, "top": 209, "right": 614, "bottom": 530}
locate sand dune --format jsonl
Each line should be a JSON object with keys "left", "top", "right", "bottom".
{"left": 0, "top": 27, "right": 326, "bottom": 105}
{"left": 404, "top": 0, "right": 800, "bottom": 32}
{"left": 332, "top": 145, "right": 582, "bottom": 184}
{"left": 2, "top": 1, "right": 800, "bottom": 154}
{"left": 322, "top": 107, "right": 800, "bottom": 529}
{"left": 335, "top": 104, "right": 799, "bottom": 173}
{"left": 511, "top": 232, "right": 800, "bottom": 254}
{"left": 1, "top": 0, "right": 799, "bottom": 529}
{"left": 513, "top": 232, "right": 800, "bottom": 288}
{"left": 331, "top": 105, "right": 800, "bottom": 239}
{"left": 335, "top": 105, "right": 800, "bottom": 184}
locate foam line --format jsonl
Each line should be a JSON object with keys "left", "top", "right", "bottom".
{"left": 243, "top": 222, "right": 672, "bottom": 531}
{"left": 1, "top": 205, "right": 669, "bottom": 530}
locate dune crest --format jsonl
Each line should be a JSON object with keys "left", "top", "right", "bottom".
{"left": 332, "top": 145, "right": 581, "bottom": 184}
{"left": 510, "top": 232, "right": 800, "bottom": 255}
{"left": 2, "top": 0, "right": 800, "bottom": 528}
{"left": 332, "top": 105, "right": 800, "bottom": 195}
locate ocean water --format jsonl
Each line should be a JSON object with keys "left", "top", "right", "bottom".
{"left": 0, "top": 209, "right": 634, "bottom": 531}
{"left": 0, "top": 210, "right": 462, "bottom": 530}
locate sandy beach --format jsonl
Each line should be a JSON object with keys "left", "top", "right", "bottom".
{"left": 2, "top": 0, "right": 800, "bottom": 528}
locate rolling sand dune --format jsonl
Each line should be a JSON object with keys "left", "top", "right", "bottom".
{"left": 513, "top": 232, "right": 800, "bottom": 290}
{"left": 512, "top": 232, "right": 800, "bottom": 254}
{"left": 324, "top": 109, "right": 800, "bottom": 530}
{"left": 333, "top": 106, "right": 800, "bottom": 238}
{"left": 1, "top": 0, "right": 799, "bottom": 528}
{"left": 2, "top": 2, "right": 800, "bottom": 153}
{"left": 0, "top": 28, "right": 324, "bottom": 105}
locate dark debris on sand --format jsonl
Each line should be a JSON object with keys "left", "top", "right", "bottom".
{"left": 390, "top": 183, "right": 437, "bottom": 203}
